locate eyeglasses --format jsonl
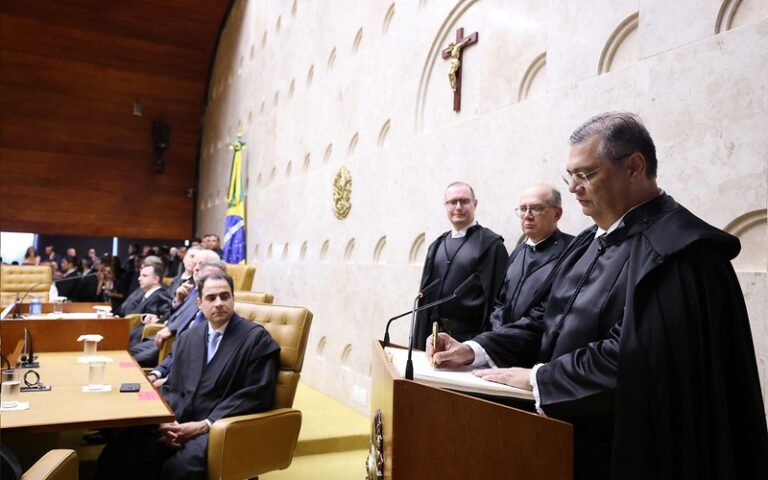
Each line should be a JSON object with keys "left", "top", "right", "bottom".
{"left": 562, "top": 153, "right": 632, "bottom": 186}
{"left": 515, "top": 205, "right": 551, "bottom": 217}
{"left": 444, "top": 198, "right": 473, "bottom": 208}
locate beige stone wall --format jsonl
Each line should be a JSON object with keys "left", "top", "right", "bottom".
{"left": 197, "top": 0, "right": 768, "bottom": 413}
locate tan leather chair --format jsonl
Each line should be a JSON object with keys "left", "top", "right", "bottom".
{"left": 234, "top": 291, "right": 274, "bottom": 304}
{"left": 207, "top": 302, "right": 313, "bottom": 480}
{"left": 21, "top": 449, "right": 78, "bottom": 480}
{"left": 225, "top": 264, "right": 256, "bottom": 291}
{"left": 141, "top": 291, "right": 275, "bottom": 366}
{"left": 0, "top": 265, "right": 52, "bottom": 306}
{"left": 141, "top": 322, "right": 174, "bottom": 364}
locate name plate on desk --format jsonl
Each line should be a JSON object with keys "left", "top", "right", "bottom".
{"left": 385, "top": 346, "right": 534, "bottom": 401}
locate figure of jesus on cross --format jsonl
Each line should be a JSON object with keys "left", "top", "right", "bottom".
{"left": 442, "top": 27, "right": 478, "bottom": 112}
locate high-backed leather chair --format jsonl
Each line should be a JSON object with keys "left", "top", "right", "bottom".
{"left": 225, "top": 264, "right": 256, "bottom": 291}
{"left": 140, "top": 290, "right": 275, "bottom": 366}
{"left": 206, "top": 302, "right": 313, "bottom": 480}
{"left": 21, "top": 449, "right": 78, "bottom": 480}
{"left": 0, "top": 265, "right": 52, "bottom": 306}
{"left": 234, "top": 291, "right": 274, "bottom": 304}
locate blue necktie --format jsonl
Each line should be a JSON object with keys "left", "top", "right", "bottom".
{"left": 193, "top": 310, "right": 206, "bottom": 325}
{"left": 207, "top": 330, "right": 221, "bottom": 364}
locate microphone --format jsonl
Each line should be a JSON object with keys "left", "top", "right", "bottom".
{"left": 13, "top": 272, "right": 98, "bottom": 318}
{"left": 20, "top": 328, "right": 38, "bottom": 368}
{"left": 383, "top": 278, "right": 440, "bottom": 347}
{"left": 405, "top": 273, "right": 481, "bottom": 380}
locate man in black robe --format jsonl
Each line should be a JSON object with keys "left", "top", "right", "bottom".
{"left": 490, "top": 184, "right": 573, "bottom": 330}
{"left": 97, "top": 271, "right": 280, "bottom": 480}
{"left": 414, "top": 181, "right": 508, "bottom": 349}
{"left": 427, "top": 112, "right": 768, "bottom": 479}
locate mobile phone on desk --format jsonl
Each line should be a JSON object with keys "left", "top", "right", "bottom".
{"left": 119, "top": 383, "right": 140, "bottom": 393}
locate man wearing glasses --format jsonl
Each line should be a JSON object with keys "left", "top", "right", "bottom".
{"left": 414, "top": 181, "right": 509, "bottom": 349}
{"left": 489, "top": 185, "right": 573, "bottom": 331}
{"left": 427, "top": 113, "right": 767, "bottom": 479}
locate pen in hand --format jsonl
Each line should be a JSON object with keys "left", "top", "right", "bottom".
{"left": 431, "top": 321, "right": 439, "bottom": 368}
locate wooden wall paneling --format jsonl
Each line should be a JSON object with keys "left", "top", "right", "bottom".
{"left": 0, "top": 0, "right": 232, "bottom": 240}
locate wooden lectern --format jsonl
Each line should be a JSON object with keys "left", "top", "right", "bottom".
{"left": 370, "top": 340, "right": 573, "bottom": 479}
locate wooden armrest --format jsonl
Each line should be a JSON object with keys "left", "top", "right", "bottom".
{"left": 208, "top": 408, "right": 302, "bottom": 479}
{"left": 21, "top": 449, "right": 78, "bottom": 480}
{"left": 142, "top": 323, "right": 165, "bottom": 340}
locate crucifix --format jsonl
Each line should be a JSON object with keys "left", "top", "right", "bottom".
{"left": 441, "top": 27, "right": 479, "bottom": 112}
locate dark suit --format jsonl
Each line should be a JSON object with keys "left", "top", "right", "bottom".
{"left": 130, "top": 289, "right": 199, "bottom": 368}
{"left": 164, "top": 273, "right": 191, "bottom": 300}
{"left": 127, "top": 288, "right": 172, "bottom": 348}
{"left": 97, "top": 314, "right": 280, "bottom": 480}
{"left": 76, "top": 269, "right": 99, "bottom": 301}
{"left": 55, "top": 270, "right": 81, "bottom": 300}
{"left": 118, "top": 288, "right": 145, "bottom": 317}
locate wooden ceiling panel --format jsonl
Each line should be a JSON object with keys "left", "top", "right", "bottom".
{"left": 0, "top": 0, "right": 232, "bottom": 239}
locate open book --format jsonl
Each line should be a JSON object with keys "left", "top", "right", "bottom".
{"left": 385, "top": 346, "right": 534, "bottom": 401}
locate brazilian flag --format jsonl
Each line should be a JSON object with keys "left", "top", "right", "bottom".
{"left": 222, "top": 139, "right": 246, "bottom": 264}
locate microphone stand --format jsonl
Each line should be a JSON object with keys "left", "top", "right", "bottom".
{"left": 12, "top": 272, "right": 97, "bottom": 319}
{"left": 404, "top": 273, "right": 480, "bottom": 380}
{"left": 383, "top": 278, "right": 441, "bottom": 348}
{"left": 405, "top": 294, "right": 422, "bottom": 380}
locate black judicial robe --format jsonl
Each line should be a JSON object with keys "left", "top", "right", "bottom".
{"left": 473, "top": 193, "right": 768, "bottom": 479}
{"left": 414, "top": 225, "right": 508, "bottom": 349}
{"left": 489, "top": 229, "right": 573, "bottom": 331}
{"left": 163, "top": 313, "right": 280, "bottom": 425}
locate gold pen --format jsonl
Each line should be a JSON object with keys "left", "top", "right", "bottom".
{"left": 431, "top": 321, "right": 439, "bottom": 368}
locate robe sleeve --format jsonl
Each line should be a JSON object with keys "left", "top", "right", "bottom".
{"left": 474, "top": 301, "right": 547, "bottom": 368}
{"left": 205, "top": 330, "right": 280, "bottom": 423}
{"left": 488, "top": 240, "right": 510, "bottom": 303}
{"left": 535, "top": 321, "right": 620, "bottom": 418}
{"left": 613, "top": 243, "right": 768, "bottom": 478}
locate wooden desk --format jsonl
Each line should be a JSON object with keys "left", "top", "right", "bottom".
{"left": 11, "top": 302, "right": 111, "bottom": 314}
{"left": 1, "top": 317, "right": 129, "bottom": 352}
{"left": 0, "top": 351, "right": 174, "bottom": 432}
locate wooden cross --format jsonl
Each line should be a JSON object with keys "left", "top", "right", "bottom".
{"left": 441, "top": 27, "right": 479, "bottom": 112}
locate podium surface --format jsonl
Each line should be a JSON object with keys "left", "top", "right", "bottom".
{"left": 370, "top": 340, "right": 572, "bottom": 479}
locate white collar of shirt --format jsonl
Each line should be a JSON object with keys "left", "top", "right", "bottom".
{"left": 207, "top": 319, "right": 230, "bottom": 337}
{"left": 525, "top": 232, "right": 553, "bottom": 247}
{"left": 143, "top": 286, "right": 161, "bottom": 299}
{"left": 595, "top": 189, "right": 664, "bottom": 238}
{"left": 64, "top": 268, "right": 77, "bottom": 276}
{"left": 451, "top": 220, "right": 478, "bottom": 238}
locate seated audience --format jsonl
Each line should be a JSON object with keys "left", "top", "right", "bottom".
{"left": 76, "top": 257, "right": 100, "bottom": 301}
{"left": 96, "top": 263, "right": 124, "bottom": 312}
{"left": 125, "top": 263, "right": 172, "bottom": 347}
{"left": 117, "top": 256, "right": 167, "bottom": 315}
{"left": 43, "top": 245, "right": 61, "bottom": 267}
{"left": 165, "top": 246, "right": 202, "bottom": 298}
{"left": 55, "top": 255, "right": 81, "bottom": 300}
{"left": 22, "top": 246, "right": 40, "bottom": 265}
{"left": 202, "top": 234, "right": 223, "bottom": 256}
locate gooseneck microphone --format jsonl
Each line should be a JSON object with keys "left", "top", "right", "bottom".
{"left": 405, "top": 273, "right": 481, "bottom": 380}
{"left": 383, "top": 278, "right": 440, "bottom": 347}
{"left": 12, "top": 272, "right": 97, "bottom": 319}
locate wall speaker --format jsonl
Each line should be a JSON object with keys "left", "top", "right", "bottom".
{"left": 152, "top": 122, "right": 170, "bottom": 174}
